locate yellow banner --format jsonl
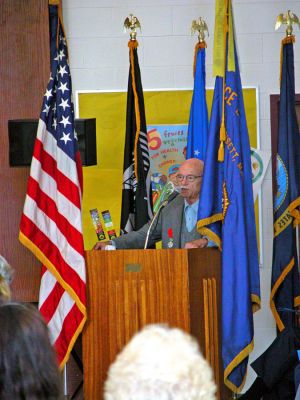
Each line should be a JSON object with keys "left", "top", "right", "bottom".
{"left": 213, "top": 0, "right": 235, "bottom": 77}
{"left": 79, "top": 88, "right": 257, "bottom": 250}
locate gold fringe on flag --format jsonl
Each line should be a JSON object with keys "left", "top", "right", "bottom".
{"left": 128, "top": 40, "right": 141, "bottom": 183}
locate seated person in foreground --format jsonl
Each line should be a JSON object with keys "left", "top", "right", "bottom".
{"left": 0, "top": 255, "right": 14, "bottom": 304}
{"left": 94, "top": 158, "right": 212, "bottom": 250}
{"left": 104, "top": 324, "right": 216, "bottom": 400}
{"left": 240, "top": 326, "right": 300, "bottom": 400}
{"left": 0, "top": 302, "right": 63, "bottom": 400}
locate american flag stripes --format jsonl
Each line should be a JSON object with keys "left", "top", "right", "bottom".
{"left": 19, "top": 5, "right": 86, "bottom": 367}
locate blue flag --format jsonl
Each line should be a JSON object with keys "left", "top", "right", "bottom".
{"left": 270, "top": 36, "right": 300, "bottom": 331}
{"left": 197, "top": 5, "right": 260, "bottom": 392}
{"left": 186, "top": 43, "right": 208, "bottom": 161}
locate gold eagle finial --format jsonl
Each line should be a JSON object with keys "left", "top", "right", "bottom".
{"left": 123, "top": 14, "right": 141, "bottom": 41}
{"left": 191, "top": 17, "right": 209, "bottom": 42}
{"left": 275, "top": 10, "right": 300, "bottom": 36}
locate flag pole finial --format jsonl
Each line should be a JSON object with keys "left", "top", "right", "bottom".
{"left": 191, "top": 17, "right": 209, "bottom": 43}
{"left": 275, "top": 10, "right": 300, "bottom": 37}
{"left": 124, "top": 14, "right": 141, "bottom": 41}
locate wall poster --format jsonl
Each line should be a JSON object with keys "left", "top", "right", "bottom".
{"left": 77, "top": 88, "right": 261, "bottom": 259}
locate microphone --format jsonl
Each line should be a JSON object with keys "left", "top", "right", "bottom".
{"left": 153, "top": 181, "right": 180, "bottom": 214}
{"left": 144, "top": 184, "right": 179, "bottom": 249}
{"left": 164, "top": 190, "right": 179, "bottom": 204}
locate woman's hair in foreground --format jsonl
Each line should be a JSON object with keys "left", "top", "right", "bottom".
{"left": 0, "top": 255, "right": 14, "bottom": 303}
{"left": 104, "top": 324, "right": 216, "bottom": 400}
{"left": 0, "top": 303, "right": 63, "bottom": 400}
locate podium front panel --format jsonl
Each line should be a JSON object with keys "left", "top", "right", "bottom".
{"left": 83, "top": 248, "right": 228, "bottom": 400}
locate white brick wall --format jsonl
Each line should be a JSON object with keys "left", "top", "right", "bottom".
{"left": 62, "top": 0, "right": 300, "bottom": 392}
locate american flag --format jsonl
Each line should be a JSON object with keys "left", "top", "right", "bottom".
{"left": 19, "top": 5, "right": 86, "bottom": 367}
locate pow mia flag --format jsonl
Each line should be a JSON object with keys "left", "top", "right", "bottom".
{"left": 120, "top": 41, "right": 152, "bottom": 234}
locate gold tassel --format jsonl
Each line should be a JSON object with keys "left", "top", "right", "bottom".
{"left": 193, "top": 41, "right": 206, "bottom": 77}
{"left": 128, "top": 40, "right": 139, "bottom": 50}
{"left": 218, "top": 141, "right": 224, "bottom": 161}
{"left": 291, "top": 208, "right": 300, "bottom": 227}
{"left": 282, "top": 35, "right": 295, "bottom": 45}
{"left": 218, "top": 122, "right": 226, "bottom": 162}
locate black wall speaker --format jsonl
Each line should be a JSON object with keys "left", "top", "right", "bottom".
{"left": 8, "top": 118, "right": 97, "bottom": 167}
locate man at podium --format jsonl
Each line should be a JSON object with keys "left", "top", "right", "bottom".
{"left": 94, "top": 158, "right": 213, "bottom": 250}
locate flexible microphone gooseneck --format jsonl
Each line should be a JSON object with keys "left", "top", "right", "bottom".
{"left": 144, "top": 191, "right": 179, "bottom": 249}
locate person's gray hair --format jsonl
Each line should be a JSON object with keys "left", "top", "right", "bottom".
{"left": 104, "top": 324, "right": 216, "bottom": 400}
{"left": 0, "top": 255, "right": 13, "bottom": 285}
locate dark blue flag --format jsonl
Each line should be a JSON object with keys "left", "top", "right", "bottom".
{"left": 197, "top": 2, "right": 260, "bottom": 392}
{"left": 270, "top": 36, "right": 300, "bottom": 331}
{"left": 186, "top": 43, "right": 208, "bottom": 161}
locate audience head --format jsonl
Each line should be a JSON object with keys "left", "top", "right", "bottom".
{"left": 0, "top": 302, "right": 63, "bottom": 400}
{"left": 0, "top": 255, "right": 14, "bottom": 304}
{"left": 177, "top": 158, "right": 204, "bottom": 204}
{"left": 104, "top": 324, "right": 216, "bottom": 400}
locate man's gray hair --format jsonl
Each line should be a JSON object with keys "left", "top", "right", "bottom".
{"left": 104, "top": 324, "right": 216, "bottom": 400}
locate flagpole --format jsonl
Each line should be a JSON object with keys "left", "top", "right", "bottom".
{"left": 63, "top": 366, "right": 68, "bottom": 398}
{"left": 218, "top": 0, "right": 229, "bottom": 162}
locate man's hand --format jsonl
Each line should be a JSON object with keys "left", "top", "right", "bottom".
{"left": 184, "top": 238, "right": 208, "bottom": 249}
{"left": 93, "top": 241, "right": 112, "bottom": 250}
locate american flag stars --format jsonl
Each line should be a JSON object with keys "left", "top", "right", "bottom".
{"left": 59, "top": 115, "right": 71, "bottom": 129}
{"left": 59, "top": 98, "right": 70, "bottom": 111}
{"left": 40, "top": 38, "right": 75, "bottom": 153}
{"left": 60, "top": 132, "right": 72, "bottom": 145}
{"left": 57, "top": 81, "right": 69, "bottom": 94}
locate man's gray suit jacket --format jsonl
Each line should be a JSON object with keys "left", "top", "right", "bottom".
{"left": 113, "top": 195, "right": 201, "bottom": 249}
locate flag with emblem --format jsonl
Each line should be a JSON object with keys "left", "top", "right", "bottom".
{"left": 120, "top": 39, "right": 152, "bottom": 234}
{"left": 19, "top": 4, "right": 86, "bottom": 367}
{"left": 186, "top": 40, "right": 208, "bottom": 161}
{"left": 270, "top": 35, "right": 300, "bottom": 331}
{"left": 197, "top": 0, "right": 260, "bottom": 392}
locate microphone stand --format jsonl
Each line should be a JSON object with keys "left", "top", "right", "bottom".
{"left": 144, "top": 191, "right": 179, "bottom": 249}
{"left": 144, "top": 200, "right": 168, "bottom": 249}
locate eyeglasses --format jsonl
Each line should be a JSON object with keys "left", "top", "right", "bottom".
{"left": 176, "top": 174, "right": 203, "bottom": 183}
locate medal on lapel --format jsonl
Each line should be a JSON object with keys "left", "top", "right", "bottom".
{"left": 167, "top": 228, "right": 174, "bottom": 248}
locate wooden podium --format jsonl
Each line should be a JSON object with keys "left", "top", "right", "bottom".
{"left": 83, "top": 248, "right": 230, "bottom": 400}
